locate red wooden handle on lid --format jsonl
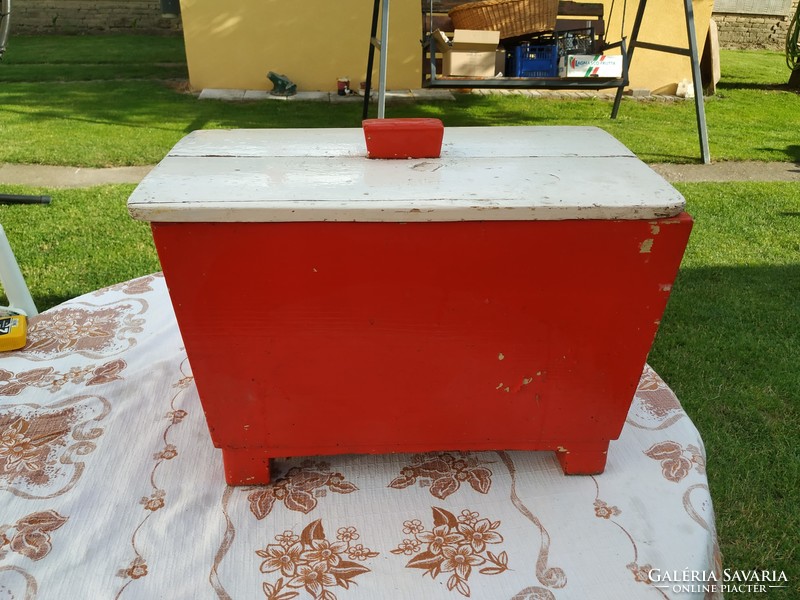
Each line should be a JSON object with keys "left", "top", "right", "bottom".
{"left": 362, "top": 118, "right": 444, "bottom": 159}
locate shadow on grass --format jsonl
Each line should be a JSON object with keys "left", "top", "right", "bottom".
{"left": 716, "top": 82, "right": 797, "bottom": 93}
{"left": 30, "top": 294, "right": 80, "bottom": 312}
{"left": 775, "top": 144, "right": 800, "bottom": 162}
{"left": 651, "top": 262, "right": 799, "bottom": 448}
{"left": 0, "top": 80, "right": 367, "bottom": 132}
{"left": 650, "top": 263, "right": 798, "bottom": 576}
{"left": 184, "top": 114, "right": 211, "bottom": 133}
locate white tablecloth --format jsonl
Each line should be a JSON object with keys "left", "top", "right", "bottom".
{"left": 0, "top": 275, "right": 722, "bottom": 599}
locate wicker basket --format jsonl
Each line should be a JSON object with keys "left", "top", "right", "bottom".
{"left": 448, "top": 0, "right": 558, "bottom": 39}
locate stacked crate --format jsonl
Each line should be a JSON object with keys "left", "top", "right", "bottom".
{"left": 505, "top": 27, "right": 596, "bottom": 77}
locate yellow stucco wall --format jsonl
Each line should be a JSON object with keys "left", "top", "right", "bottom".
{"left": 607, "top": 0, "right": 714, "bottom": 94}
{"left": 180, "top": 0, "right": 713, "bottom": 94}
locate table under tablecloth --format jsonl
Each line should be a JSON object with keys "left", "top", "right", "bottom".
{"left": 0, "top": 274, "right": 722, "bottom": 599}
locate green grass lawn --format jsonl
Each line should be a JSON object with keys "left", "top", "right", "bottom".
{"left": 0, "top": 35, "right": 798, "bottom": 598}
{"left": 651, "top": 183, "right": 799, "bottom": 592}
{"left": 0, "top": 36, "right": 799, "bottom": 165}
{"left": 0, "top": 34, "right": 187, "bottom": 81}
{"left": 0, "top": 184, "right": 158, "bottom": 309}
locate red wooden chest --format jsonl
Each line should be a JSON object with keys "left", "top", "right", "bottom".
{"left": 128, "top": 126, "right": 692, "bottom": 485}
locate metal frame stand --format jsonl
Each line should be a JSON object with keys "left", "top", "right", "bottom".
{"left": 361, "top": 0, "right": 710, "bottom": 161}
{"left": 612, "top": 0, "right": 710, "bottom": 163}
{"left": 363, "top": 0, "right": 390, "bottom": 120}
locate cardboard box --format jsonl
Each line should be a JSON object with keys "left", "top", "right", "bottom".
{"left": 558, "top": 55, "right": 623, "bottom": 78}
{"left": 434, "top": 29, "right": 501, "bottom": 77}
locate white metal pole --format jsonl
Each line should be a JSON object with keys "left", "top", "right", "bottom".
{"left": 0, "top": 224, "right": 38, "bottom": 316}
{"left": 684, "top": 0, "right": 711, "bottom": 164}
{"left": 377, "top": 0, "right": 390, "bottom": 118}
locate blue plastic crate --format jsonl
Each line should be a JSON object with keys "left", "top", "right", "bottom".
{"left": 507, "top": 43, "right": 558, "bottom": 78}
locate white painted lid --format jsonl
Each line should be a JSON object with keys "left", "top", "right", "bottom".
{"left": 128, "top": 126, "right": 685, "bottom": 223}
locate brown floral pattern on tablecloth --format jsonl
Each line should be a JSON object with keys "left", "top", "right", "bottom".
{"left": 257, "top": 519, "right": 379, "bottom": 600}
{"left": 93, "top": 274, "right": 161, "bottom": 297}
{"left": 586, "top": 475, "right": 669, "bottom": 597}
{"left": 496, "top": 451, "right": 568, "bottom": 592}
{"left": 393, "top": 507, "right": 507, "bottom": 598}
{"left": 0, "top": 565, "right": 37, "bottom": 599}
{"left": 248, "top": 462, "right": 358, "bottom": 520}
{"left": 589, "top": 422, "right": 722, "bottom": 599}
{"left": 0, "top": 396, "right": 110, "bottom": 498}
{"left": 510, "top": 588, "right": 556, "bottom": 600}
{"left": 0, "top": 510, "right": 68, "bottom": 562}
{"left": 684, "top": 483, "right": 724, "bottom": 600}
{"left": 627, "top": 561, "right": 655, "bottom": 584}
{"left": 593, "top": 499, "right": 621, "bottom": 520}
{"left": 118, "top": 557, "right": 149, "bottom": 583}
{"left": 388, "top": 452, "right": 493, "bottom": 499}
{"left": 115, "top": 356, "right": 193, "bottom": 599}
{"left": 644, "top": 441, "right": 706, "bottom": 483}
{"left": 0, "top": 510, "right": 68, "bottom": 599}
{"left": 22, "top": 300, "right": 147, "bottom": 360}
{"left": 0, "top": 359, "right": 126, "bottom": 396}
{"left": 210, "top": 485, "right": 236, "bottom": 598}
{"left": 627, "top": 365, "right": 685, "bottom": 430}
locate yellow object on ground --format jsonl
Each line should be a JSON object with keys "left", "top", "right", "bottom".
{"left": 0, "top": 308, "right": 26, "bottom": 351}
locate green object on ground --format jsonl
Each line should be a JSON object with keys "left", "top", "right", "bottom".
{"left": 267, "top": 71, "right": 297, "bottom": 96}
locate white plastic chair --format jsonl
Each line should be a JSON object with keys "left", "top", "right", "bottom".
{"left": 0, "top": 223, "right": 38, "bottom": 317}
